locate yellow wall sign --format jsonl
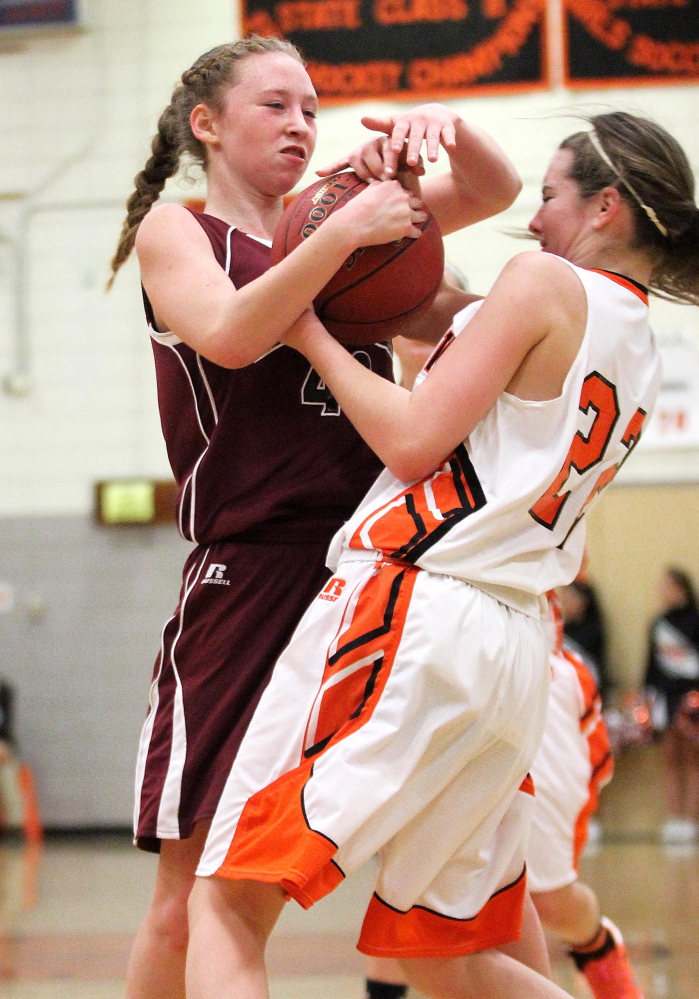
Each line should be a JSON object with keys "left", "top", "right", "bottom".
{"left": 98, "top": 481, "right": 156, "bottom": 525}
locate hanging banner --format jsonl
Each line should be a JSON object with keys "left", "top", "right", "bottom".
{"left": 0, "top": 0, "right": 77, "bottom": 29}
{"left": 243, "top": 0, "right": 548, "bottom": 101}
{"left": 565, "top": 0, "right": 699, "bottom": 87}
{"left": 639, "top": 333, "right": 699, "bottom": 451}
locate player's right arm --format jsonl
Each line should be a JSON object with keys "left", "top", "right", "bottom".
{"left": 136, "top": 184, "right": 426, "bottom": 369}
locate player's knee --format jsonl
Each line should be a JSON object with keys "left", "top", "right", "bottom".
{"left": 530, "top": 887, "right": 562, "bottom": 929}
{"left": 532, "top": 882, "right": 599, "bottom": 940}
{"left": 399, "top": 956, "right": 462, "bottom": 999}
{"left": 148, "top": 883, "right": 191, "bottom": 955}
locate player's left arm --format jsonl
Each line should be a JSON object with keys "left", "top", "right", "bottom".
{"left": 317, "top": 105, "right": 522, "bottom": 235}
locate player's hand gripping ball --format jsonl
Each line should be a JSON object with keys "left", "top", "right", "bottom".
{"left": 272, "top": 172, "right": 444, "bottom": 346}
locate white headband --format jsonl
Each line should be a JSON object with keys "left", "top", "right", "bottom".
{"left": 588, "top": 129, "right": 668, "bottom": 238}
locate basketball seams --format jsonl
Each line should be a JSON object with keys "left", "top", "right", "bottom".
{"left": 319, "top": 215, "right": 440, "bottom": 319}
{"left": 272, "top": 172, "right": 443, "bottom": 344}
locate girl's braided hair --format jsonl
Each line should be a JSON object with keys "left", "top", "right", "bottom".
{"left": 108, "top": 36, "right": 304, "bottom": 286}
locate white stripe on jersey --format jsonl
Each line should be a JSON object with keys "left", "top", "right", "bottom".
{"left": 197, "top": 353, "right": 219, "bottom": 424}
{"left": 156, "top": 548, "right": 210, "bottom": 839}
{"left": 133, "top": 607, "right": 173, "bottom": 836}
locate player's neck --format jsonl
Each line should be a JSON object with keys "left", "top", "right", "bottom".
{"left": 569, "top": 239, "right": 654, "bottom": 289}
{"left": 203, "top": 170, "right": 284, "bottom": 240}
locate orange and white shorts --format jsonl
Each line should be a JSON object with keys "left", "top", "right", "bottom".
{"left": 197, "top": 557, "right": 550, "bottom": 958}
{"left": 527, "top": 647, "right": 613, "bottom": 894}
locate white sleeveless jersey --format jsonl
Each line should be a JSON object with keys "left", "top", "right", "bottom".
{"left": 328, "top": 262, "right": 661, "bottom": 615}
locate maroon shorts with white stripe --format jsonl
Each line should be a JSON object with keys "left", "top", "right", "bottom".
{"left": 133, "top": 536, "right": 332, "bottom": 852}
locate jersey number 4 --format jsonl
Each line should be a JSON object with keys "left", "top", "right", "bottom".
{"left": 302, "top": 351, "right": 372, "bottom": 416}
{"left": 529, "top": 371, "right": 647, "bottom": 545}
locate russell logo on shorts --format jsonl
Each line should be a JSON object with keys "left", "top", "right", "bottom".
{"left": 319, "top": 578, "right": 346, "bottom": 602}
{"left": 202, "top": 563, "right": 230, "bottom": 586}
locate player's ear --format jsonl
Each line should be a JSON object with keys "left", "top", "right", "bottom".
{"left": 191, "top": 104, "right": 219, "bottom": 148}
{"left": 592, "top": 186, "right": 623, "bottom": 231}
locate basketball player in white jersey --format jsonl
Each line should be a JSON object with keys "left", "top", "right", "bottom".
{"left": 364, "top": 335, "right": 641, "bottom": 999}
{"left": 185, "top": 112, "right": 699, "bottom": 999}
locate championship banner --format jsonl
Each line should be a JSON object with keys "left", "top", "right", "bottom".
{"left": 243, "top": 0, "right": 548, "bottom": 101}
{"left": 565, "top": 0, "right": 699, "bottom": 87}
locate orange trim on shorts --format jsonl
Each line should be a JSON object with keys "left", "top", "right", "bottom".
{"left": 304, "top": 562, "right": 419, "bottom": 757}
{"left": 215, "top": 763, "right": 344, "bottom": 907}
{"left": 562, "top": 648, "right": 614, "bottom": 869}
{"left": 519, "top": 772, "right": 535, "bottom": 797}
{"left": 215, "top": 562, "right": 419, "bottom": 905}
{"left": 357, "top": 867, "right": 527, "bottom": 958}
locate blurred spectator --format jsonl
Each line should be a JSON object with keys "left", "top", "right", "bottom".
{"left": 559, "top": 580, "right": 611, "bottom": 702}
{"left": 645, "top": 567, "right": 699, "bottom": 844}
{"left": 0, "top": 681, "right": 16, "bottom": 832}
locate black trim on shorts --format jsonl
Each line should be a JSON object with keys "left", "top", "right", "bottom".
{"left": 300, "top": 765, "right": 340, "bottom": 850}
{"left": 371, "top": 865, "right": 526, "bottom": 921}
{"left": 349, "top": 655, "right": 385, "bottom": 719}
{"left": 591, "top": 751, "right": 613, "bottom": 781}
{"left": 328, "top": 570, "right": 406, "bottom": 667}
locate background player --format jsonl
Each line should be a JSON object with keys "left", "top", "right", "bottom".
{"left": 645, "top": 567, "right": 699, "bottom": 843}
{"left": 186, "top": 111, "right": 699, "bottom": 997}
{"left": 109, "top": 35, "right": 522, "bottom": 999}
{"left": 529, "top": 592, "right": 642, "bottom": 999}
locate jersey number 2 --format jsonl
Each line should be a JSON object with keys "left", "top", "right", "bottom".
{"left": 530, "top": 371, "right": 647, "bottom": 539}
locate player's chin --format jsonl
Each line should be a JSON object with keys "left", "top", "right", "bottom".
{"left": 275, "top": 160, "right": 309, "bottom": 191}
{"left": 265, "top": 170, "right": 307, "bottom": 198}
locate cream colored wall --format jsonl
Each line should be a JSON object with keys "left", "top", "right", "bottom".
{"left": 0, "top": 0, "right": 235, "bottom": 516}
{"left": 584, "top": 484, "right": 699, "bottom": 691}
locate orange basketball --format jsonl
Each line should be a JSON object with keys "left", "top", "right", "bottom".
{"left": 272, "top": 172, "right": 444, "bottom": 346}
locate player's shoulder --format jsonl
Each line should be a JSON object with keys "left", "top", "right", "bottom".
{"left": 494, "top": 251, "right": 586, "bottom": 315}
{"left": 499, "top": 250, "right": 581, "bottom": 288}
{"left": 136, "top": 203, "right": 207, "bottom": 244}
{"left": 135, "top": 203, "right": 212, "bottom": 262}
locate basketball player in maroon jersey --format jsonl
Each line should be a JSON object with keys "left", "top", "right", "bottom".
{"left": 109, "top": 36, "right": 522, "bottom": 999}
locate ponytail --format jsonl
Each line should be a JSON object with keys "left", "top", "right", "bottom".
{"left": 561, "top": 112, "right": 699, "bottom": 307}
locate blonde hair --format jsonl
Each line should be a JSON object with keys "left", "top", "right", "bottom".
{"left": 109, "top": 37, "right": 304, "bottom": 286}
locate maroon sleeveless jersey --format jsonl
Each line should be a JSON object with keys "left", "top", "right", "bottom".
{"left": 144, "top": 210, "right": 391, "bottom": 544}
